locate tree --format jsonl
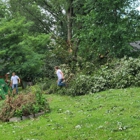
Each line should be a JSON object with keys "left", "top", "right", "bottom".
{"left": 5, "top": 0, "right": 140, "bottom": 64}
{"left": 74, "top": 0, "right": 140, "bottom": 60}
{"left": 0, "top": 16, "right": 50, "bottom": 79}
{"left": 8, "top": 0, "right": 48, "bottom": 33}
{"left": 7, "top": 0, "right": 80, "bottom": 50}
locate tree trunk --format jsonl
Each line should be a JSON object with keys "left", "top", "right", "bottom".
{"left": 67, "top": 0, "right": 73, "bottom": 52}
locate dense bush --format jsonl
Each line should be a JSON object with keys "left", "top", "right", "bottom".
{"left": 57, "top": 57, "right": 140, "bottom": 96}
{"left": 101, "top": 57, "right": 140, "bottom": 88}
{"left": 0, "top": 86, "right": 50, "bottom": 122}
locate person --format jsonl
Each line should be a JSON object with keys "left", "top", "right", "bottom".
{"left": 11, "top": 72, "right": 20, "bottom": 94}
{"left": 5, "top": 72, "right": 10, "bottom": 86}
{"left": 54, "top": 66, "right": 65, "bottom": 87}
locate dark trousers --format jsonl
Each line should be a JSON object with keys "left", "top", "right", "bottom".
{"left": 58, "top": 79, "right": 65, "bottom": 86}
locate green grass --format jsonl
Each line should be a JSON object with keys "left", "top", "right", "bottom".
{"left": 0, "top": 87, "right": 140, "bottom": 140}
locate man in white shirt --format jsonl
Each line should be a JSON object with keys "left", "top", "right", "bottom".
{"left": 11, "top": 72, "right": 20, "bottom": 94}
{"left": 54, "top": 66, "right": 65, "bottom": 86}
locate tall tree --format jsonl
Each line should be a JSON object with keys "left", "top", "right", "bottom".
{"left": 7, "top": 0, "right": 82, "bottom": 50}
{"left": 8, "top": 0, "right": 48, "bottom": 33}
{"left": 0, "top": 16, "right": 50, "bottom": 78}
{"left": 74, "top": 0, "right": 140, "bottom": 60}
{"left": 6, "top": 0, "right": 140, "bottom": 62}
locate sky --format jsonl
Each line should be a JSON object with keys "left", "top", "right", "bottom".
{"left": 137, "top": 6, "right": 140, "bottom": 11}
{"left": 1, "top": 0, "right": 140, "bottom": 11}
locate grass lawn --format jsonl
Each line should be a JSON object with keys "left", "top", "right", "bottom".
{"left": 0, "top": 87, "right": 140, "bottom": 140}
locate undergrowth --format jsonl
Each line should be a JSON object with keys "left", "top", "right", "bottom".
{"left": 0, "top": 86, "right": 50, "bottom": 122}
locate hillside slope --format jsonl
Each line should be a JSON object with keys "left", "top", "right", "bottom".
{"left": 0, "top": 87, "right": 140, "bottom": 140}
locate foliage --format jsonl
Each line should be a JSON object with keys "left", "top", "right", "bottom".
{"left": 58, "top": 64, "right": 74, "bottom": 83}
{"left": 74, "top": 0, "right": 140, "bottom": 60}
{"left": 0, "top": 79, "right": 10, "bottom": 100}
{"left": 42, "top": 37, "right": 72, "bottom": 79}
{"left": 102, "top": 57, "right": 140, "bottom": 88}
{"left": 39, "top": 64, "right": 74, "bottom": 94}
{"left": 0, "top": 87, "right": 50, "bottom": 122}
{"left": 0, "top": 1, "right": 9, "bottom": 19}
{"left": 8, "top": 0, "right": 47, "bottom": 33}
{"left": 1, "top": 0, "right": 140, "bottom": 81}
{"left": 57, "top": 57, "right": 140, "bottom": 96}
{"left": 0, "top": 16, "right": 50, "bottom": 78}
{"left": 0, "top": 0, "right": 140, "bottom": 91}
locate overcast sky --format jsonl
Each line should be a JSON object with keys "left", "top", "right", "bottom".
{"left": 1, "top": 0, "right": 140, "bottom": 11}
{"left": 137, "top": 6, "right": 140, "bottom": 11}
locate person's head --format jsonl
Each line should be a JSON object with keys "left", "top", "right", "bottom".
{"left": 54, "top": 66, "right": 59, "bottom": 71}
{"left": 12, "top": 72, "right": 15, "bottom": 76}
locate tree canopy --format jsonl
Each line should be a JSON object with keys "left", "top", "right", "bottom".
{"left": 0, "top": 0, "right": 140, "bottom": 79}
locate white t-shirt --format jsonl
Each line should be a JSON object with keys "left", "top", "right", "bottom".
{"left": 56, "top": 69, "right": 63, "bottom": 80}
{"left": 11, "top": 75, "right": 19, "bottom": 84}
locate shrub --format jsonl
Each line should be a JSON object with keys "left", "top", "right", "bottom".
{"left": 65, "top": 74, "right": 107, "bottom": 96}
{"left": 0, "top": 88, "right": 50, "bottom": 122}
{"left": 101, "top": 57, "right": 140, "bottom": 88}
{"left": 58, "top": 57, "right": 140, "bottom": 96}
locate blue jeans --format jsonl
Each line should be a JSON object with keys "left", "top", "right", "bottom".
{"left": 58, "top": 79, "right": 65, "bottom": 87}
{"left": 12, "top": 84, "right": 18, "bottom": 94}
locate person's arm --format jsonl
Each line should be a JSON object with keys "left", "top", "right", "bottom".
{"left": 60, "top": 71, "right": 64, "bottom": 79}
{"left": 18, "top": 77, "right": 21, "bottom": 84}
{"left": 10, "top": 77, "right": 13, "bottom": 87}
